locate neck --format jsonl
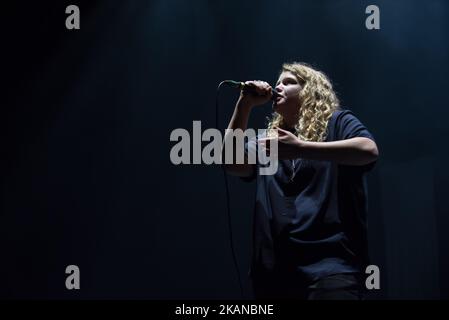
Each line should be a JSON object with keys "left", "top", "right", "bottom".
{"left": 282, "top": 114, "right": 299, "bottom": 131}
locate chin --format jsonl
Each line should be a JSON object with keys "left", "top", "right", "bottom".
{"left": 273, "top": 102, "right": 284, "bottom": 114}
{"left": 273, "top": 101, "right": 280, "bottom": 109}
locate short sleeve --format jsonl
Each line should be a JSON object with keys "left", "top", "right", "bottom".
{"left": 333, "top": 110, "right": 377, "bottom": 172}
{"left": 335, "top": 110, "right": 375, "bottom": 141}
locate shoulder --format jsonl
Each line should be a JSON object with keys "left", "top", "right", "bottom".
{"left": 328, "top": 108, "right": 353, "bottom": 131}
{"left": 330, "top": 108, "right": 357, "bottom": 123}
{"left": 327, "top": 107, "right": 375, "bottom": 141}
{"left": 329, "top": 108, "right": 367, "bottom": 130}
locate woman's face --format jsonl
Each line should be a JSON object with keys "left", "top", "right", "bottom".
{"left": 273, "top": 71, "right": 303, "bottom": 123}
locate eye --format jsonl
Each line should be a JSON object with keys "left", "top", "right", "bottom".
{"left": 276, "top": 78, "right": 297, "bottom": 86}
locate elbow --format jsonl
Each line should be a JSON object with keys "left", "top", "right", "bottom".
{"left": 222, "top": 163, "right": 240, "bottom": 176}
{"left": 363, "top": 139, "right": 379, "bottom": 164}
{"left": 223, "top": 164, "right": 238, "bottom": 176}
{"left": 369, "top": 141, "right": 379, "bottom": 161}
{"left": 223, "top": 164, "right": 255, "bottom": 177}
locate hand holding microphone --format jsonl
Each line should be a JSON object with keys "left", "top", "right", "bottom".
{"left": 223, "top": 80, "right": 280, "bottom": 108}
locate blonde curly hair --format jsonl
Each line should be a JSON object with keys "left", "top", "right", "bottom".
{"left": 268, "top": 62, "right": 340, "bottom": 142}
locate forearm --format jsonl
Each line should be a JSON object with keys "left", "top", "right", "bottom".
{"left": 299, "top": 137, "right": 379, "bottom": 166}
{"left": 226, "top": 96, "right": 252, "bottom": 131}
{"left": 223, "top": 97, "right": 255, "bottom": 176}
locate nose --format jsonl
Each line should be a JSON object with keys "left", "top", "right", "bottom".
{"left": 275, "top": 84, "right": 283, "bottom": 94}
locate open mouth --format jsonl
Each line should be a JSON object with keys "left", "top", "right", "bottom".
{"left": 273, "top": 97, "right": 283, "bottom": 108}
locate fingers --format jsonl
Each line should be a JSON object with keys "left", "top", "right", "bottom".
{"left": 258, "top": 137, "right": 276, "bottom": 150}
{"left": 259, "top": 133, "right": 290, "bottom": 151}
{"left": 273, "top": 126, "right": 286, "bottom": 135}
{"left": 245, "top": 80, "right": 272, "bottom": 96}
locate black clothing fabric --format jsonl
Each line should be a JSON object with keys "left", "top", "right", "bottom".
{"left": 243, "top": 109, "right": 376, "bottom": 290}
{"left": 251, "top": 270, "right": 365, "bottom": 300}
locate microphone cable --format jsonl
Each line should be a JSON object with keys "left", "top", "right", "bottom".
{"left": 215, "top": 81, "right": 244, "bottom": 299}
{"left": 214, "top": 80, "right": 277, "bottom": 299}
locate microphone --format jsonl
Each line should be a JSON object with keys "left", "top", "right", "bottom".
{"left": 222, "top": 80, "right": 280, "bottom": 100}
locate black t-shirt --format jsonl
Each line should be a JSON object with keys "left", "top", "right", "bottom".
{"left": 243, "top": 109, "right": 376, "bottom": 283}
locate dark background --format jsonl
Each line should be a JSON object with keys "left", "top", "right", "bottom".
{"left": 1, "top": 0, "right": 448, "bottom": 299}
